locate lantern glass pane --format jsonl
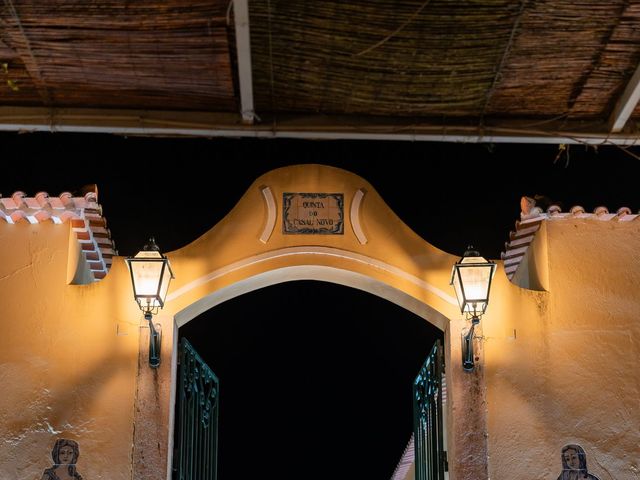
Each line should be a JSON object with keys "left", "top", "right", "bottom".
{"left": 158, "top": 262, "right": 173, "bottom": 305}
{"left": 451, "top": 268, "right": 465, "bottom": 311}
{"left": 130, "top": 260, "right": 163, "bottom": 298}
{"left": 458, "top": 264, "right": 492, "bottom": 302}
{"left": 451, "top": 255, "right": 496, "bottom": 314}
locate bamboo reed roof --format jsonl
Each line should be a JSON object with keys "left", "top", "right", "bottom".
{"left": 0, "top": 1, "right": 236, "bottom": 110}
{"left": 2, "top": 0, "right": 640, "bottom": 142}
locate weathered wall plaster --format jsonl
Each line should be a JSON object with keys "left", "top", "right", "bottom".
{"left": 483, "top": 219, "right": 640, "bottom": 480}
{"left": 0, "top": 223, "right": 139, "bottom": 480}
{"left": 130, "top": 164, "right": 480, "bottom": 479}
{"left": 1, "top": 164, "right": 636, "bottom": 480}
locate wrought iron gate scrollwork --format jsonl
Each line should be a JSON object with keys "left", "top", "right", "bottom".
{"left": 175, "top": 338, "right": 219, "bottom": 480}
{"left": 413, "top": 340, "right": 445, "bottom": 480}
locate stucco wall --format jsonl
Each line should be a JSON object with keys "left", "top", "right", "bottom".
{"left": 0, "top": 223, "right": 139, "bottom": 480}
{"left": 484, "top": 219, "right": 640, "bottom": 480}
{"left": 2, "top": 164, "right": 636, "bottom": 480}
{"left": 0, "top": 165, "right": 474, "bottom": 480}
{"left": 132, "top": 164, "right": 477, "bottom": 479}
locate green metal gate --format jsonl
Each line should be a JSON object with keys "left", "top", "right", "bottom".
{"left": 174, "top": 338, "right": 219, "bottom": 480}
{"left": 413, "top": 340, "right": 446, "bottom": 480}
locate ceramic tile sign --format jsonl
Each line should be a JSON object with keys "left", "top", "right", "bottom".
{"left": 557, "top": 444, "right": 600, "bottom": 480}
{"left": 41, "top": 439, "right": 84, "bottom": 480}
{"left": 283, "top": 193, "right": 344, "bottom": 234}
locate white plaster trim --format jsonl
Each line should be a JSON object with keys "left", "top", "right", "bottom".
{"left": 503, "top": 256, "right": 523, "bottom": 267}
{"left": 503, "top": 245, "right": 530, "bottom": 257}
{"left": 518, "top": 217, "right": 545, "bottom": 227}
{"left": 505, "top": 264, "right": 519, "bottom": 274}
{"left": 259, "top": 186, "right": 276, "bottom": 244}
{"left": 350, "top": 188, "right": 368, "bottom": 245}
{"left": 173, "top": 265, "right": 451, "bottom": 333}
{"left": 0, "top": 208, "right": 81, "bottom": 224}
{"left": 540, "top": 212, "right": 640, "bottom": 222}
{"left": 514, "top": 224, "right": 541, "bottom": 236}
{"left": 166, "top": 246, "right": 457, "bottom": 307}
{"left": 507, "top": 235, "right": 534, "bottom": 247}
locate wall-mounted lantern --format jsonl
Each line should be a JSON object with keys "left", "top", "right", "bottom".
{"left": 126, "top": 238, "right": 174, "bottom": 368}
{"left": 450, "top": 246, "right": 496, "bottom": 371}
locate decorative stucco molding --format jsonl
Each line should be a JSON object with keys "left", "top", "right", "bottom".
{"left": 259, "top": 186, "right": 276, "bottom": 244}
{"left": 0, "top": 186, "right": 116, "bottom": 281}
{"left": 502, "top": 196, "right": 639, "bottom": 281}
{"left": 350, "top": 188, "right": 368, "bottom": 245}
{"left": 167, "top": 245, "right": 458, "bottom": 310}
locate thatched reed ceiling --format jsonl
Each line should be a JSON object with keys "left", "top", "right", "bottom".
{"left": 1, "top": 0, "right": 640, "bottom": 141}
{"left": 0, "top": 0, "right": 236, "bottom": 111}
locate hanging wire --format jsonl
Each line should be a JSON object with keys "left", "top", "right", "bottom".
{"left": 352, "top": 0, "right": 432, "bottom": 57}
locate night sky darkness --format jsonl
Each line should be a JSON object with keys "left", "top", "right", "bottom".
{"left": 180, "top": 281, "right": 442, "bottom": 480}
{"left": 3, "top": 133, "right": 640, "bottom": 259}
{"left": 2, "top": 132, "right": 640, "bottom": 479}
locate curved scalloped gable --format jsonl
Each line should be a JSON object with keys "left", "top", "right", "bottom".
{"left": 0, "top": 186, "right": 116, "bottom": 282}
{"left": 502, "top": 196, "right": 639, "bottom": 287}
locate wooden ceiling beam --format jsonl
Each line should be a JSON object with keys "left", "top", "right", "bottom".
{"left": 2, "top": 107, "right": 640, "bottom": 145}
{"left": 609, "top": 62, "right": 640, "bottom": 133}
{"left": 233, "top": 0, "right": 255, "bottom": 124}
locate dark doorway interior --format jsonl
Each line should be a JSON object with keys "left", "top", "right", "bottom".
{"left": 178, "top": 280, "right": 442, "bottom": 480}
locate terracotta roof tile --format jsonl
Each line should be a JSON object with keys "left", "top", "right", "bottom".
{"left": 502, "top": 196, "right": 639, "bottom": 281}
{"left": 0, "top": 186, "right": 116, "bottom": 282}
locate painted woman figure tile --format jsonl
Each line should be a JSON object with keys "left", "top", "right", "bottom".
{"left": 557, "top": 444, "right": 600, "bottom": 480}
{"left": 41, "top": 439, "right": 83, "bottom": 480}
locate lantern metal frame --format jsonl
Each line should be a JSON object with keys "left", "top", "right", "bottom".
{"left": 126, "top": 238, "right": 174, "bottom": 368}
{"left": 450, "top": 246, "right": 496, "bottom": 371}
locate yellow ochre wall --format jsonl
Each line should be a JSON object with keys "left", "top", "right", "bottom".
{"left": 0, "top": 164, "right": 637, "bottom": 480}
{"left": 0, "top": 223, "right": 140, "bottom": 480}
{"left": 483, "top": 220, "right": 640, "bottom": 479}
{"left": 135, "top": 163, "right": 475, "bottom": 478}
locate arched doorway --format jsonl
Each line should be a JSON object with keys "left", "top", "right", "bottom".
{"left": 174, "top": 280, "right": 443, "bottom": 480}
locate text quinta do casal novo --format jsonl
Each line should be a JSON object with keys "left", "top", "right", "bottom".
{"left": 292, "top": 201, "right": 336, "bottom": 226}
